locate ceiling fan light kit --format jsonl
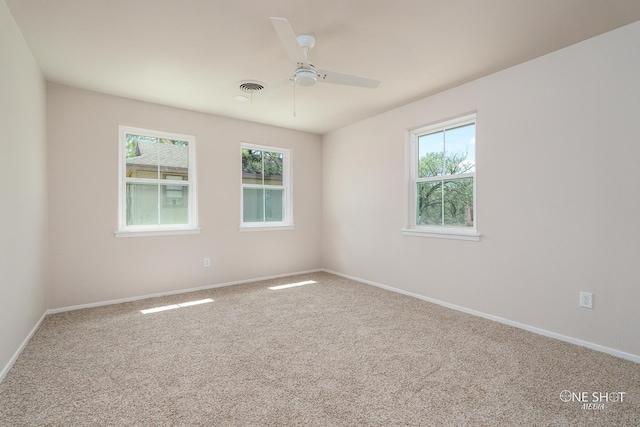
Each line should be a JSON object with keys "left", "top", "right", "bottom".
{"left": 295, "top": 68, "right": 318, "bottom": 86}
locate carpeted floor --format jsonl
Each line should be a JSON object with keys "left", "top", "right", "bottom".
{"left": 0, "top": 272, "right": 638, "bottom": 426}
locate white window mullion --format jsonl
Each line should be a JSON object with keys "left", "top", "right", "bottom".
{"left": 261, "top": 152, "right": 266, "bottom": 222}
{"left": 157, "top": 180, "right": 161, "bottom": 225}
{"left": 440, "top": 178, "right": 445, "bottom": 227}
{"left": 442, "top": 130, "right": 446, "bottom": 226}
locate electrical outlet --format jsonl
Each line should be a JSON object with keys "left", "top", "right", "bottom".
{"left": 204, "top": 258, "right": 211, "bottom": 267}
{"left": 579, "top": 292, "right": 593, "bottom": 308}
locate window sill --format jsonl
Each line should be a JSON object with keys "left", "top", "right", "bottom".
{"left": 239, "top": 224, "right": 295, "bottom": 232}
{"left": 115, "top": 228, "right": 201, "bottom": 238}
{"left": 401, "top": 227, "right": 480, "bottom": 242}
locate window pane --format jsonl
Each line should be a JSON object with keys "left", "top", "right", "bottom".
{"left": 263, "top": 151, "right": 283, "bottom": 185}
{"left": 443, "top": 177, "right": 474, "bottom": 227}
{"left": 444, "top": 123, "right": 475, "bottom": 175}
{"left": 242, "top": 149, "right": 263, "bottom": 184}
{"left": 160, "top": 184, "right": 188, "bottom": 225}
{"left": 265, "top": 189, "right": 284, "bottom": 222}
{"left": 243, "top": 188, "right": 264, "bottom": 222}
{"left": 126, "top": 183, "right": 159, "bottom": 226}
{"left": 418, "top": 131, "right": 444, "bottom": 178}
{"left": 416, "top": 181, "right": 442, "bottom": 226}
{"left": 126, "top": 135, "right": 159, "bottom": 178}
{"left": 125, "top": 136, "right": 189, "bottom": 180}
{"left": 158, "top": 139, "right": 189, "bottom": 180}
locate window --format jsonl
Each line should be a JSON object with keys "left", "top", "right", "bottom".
{"left": 241, "top": 143, "right": 293, "bottom": 230}
{"left": 116, "top": 125, "right": 198, "bottom": 237}
{"left": 403, "top": 114, "right": 478, "bottom": 241}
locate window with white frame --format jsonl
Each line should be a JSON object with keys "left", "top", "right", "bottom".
{"left": 241, "top": 143, "right": 293, "bottom": 230}
{"left": 117, "top": 125, "right": 198, "bottom": 236}
{"left": 404, "top": 114, "right": 478, "bottom": 241}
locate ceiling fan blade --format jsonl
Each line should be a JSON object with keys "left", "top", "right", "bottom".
{"left": 316, "top": 69, "right": 381, "bottom": 89}
{"left": 270, "top": 17, "right": 310, "bottom": 68}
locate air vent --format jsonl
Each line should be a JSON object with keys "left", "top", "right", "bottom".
{"left": 238, "top": 81, "right": 265, "bottom": 93}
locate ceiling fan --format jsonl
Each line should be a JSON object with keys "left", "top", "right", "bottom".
{"left": 270, "top": 17, "right": 380, "bottom": 89}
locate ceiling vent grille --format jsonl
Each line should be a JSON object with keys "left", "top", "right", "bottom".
{"left": 238, "top": 81, "right": 265, "bottom": 93}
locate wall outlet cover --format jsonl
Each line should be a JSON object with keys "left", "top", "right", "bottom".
{"left": 579, "top": 291, "right": 593, "bottom": 308}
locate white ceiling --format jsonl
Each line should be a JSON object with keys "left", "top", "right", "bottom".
{"left": 7, "top": 0, "right": 640, "bottom": 134}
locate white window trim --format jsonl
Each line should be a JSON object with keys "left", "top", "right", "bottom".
{"left": 240, "top": 142, "right": 294, "bottom": 231}
{"left": 403, "top": 113, "right": 480, "bottom": 242}
{"left": 239, "top": 224, "right": 295, "bottom": 232}
{"left": 115, "top": 125, "right": 199, "bottom": 238}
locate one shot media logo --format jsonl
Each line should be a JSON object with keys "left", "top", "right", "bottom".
{"left": 560, "top": 390, "right": 627, "bottom": 410}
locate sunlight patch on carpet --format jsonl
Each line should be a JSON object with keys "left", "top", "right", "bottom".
{"left": 268, "top": 280, "right": 316, "bottom": 290}
{"left": 140, "top": 298, "right": 214, "bottom": 314}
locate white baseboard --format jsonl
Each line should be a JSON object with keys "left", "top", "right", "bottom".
{"left": 6, "top": 267, "right": 634, "bottom": 387}
{"left": 0, "top": 312, "right": 47, "bottom": 384}
{"left": 323, "top": 269, "right": 640, "bottom": 364}
{"left": 47, "top": 269, "right": 323, "bottom": 314}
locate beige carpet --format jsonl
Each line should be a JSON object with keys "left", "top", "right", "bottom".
{"left": 0, "top": 272, "right": 638, "bottom": 426}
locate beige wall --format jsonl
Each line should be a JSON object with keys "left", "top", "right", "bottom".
{"left": 0, "top": 0, "right": 48, "bottom": 378}
{"left": 322, "top": 22, "right": 640, "bottom": 358}
{"left": 47, "top": 84, "right": 322, "bottom": 309}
